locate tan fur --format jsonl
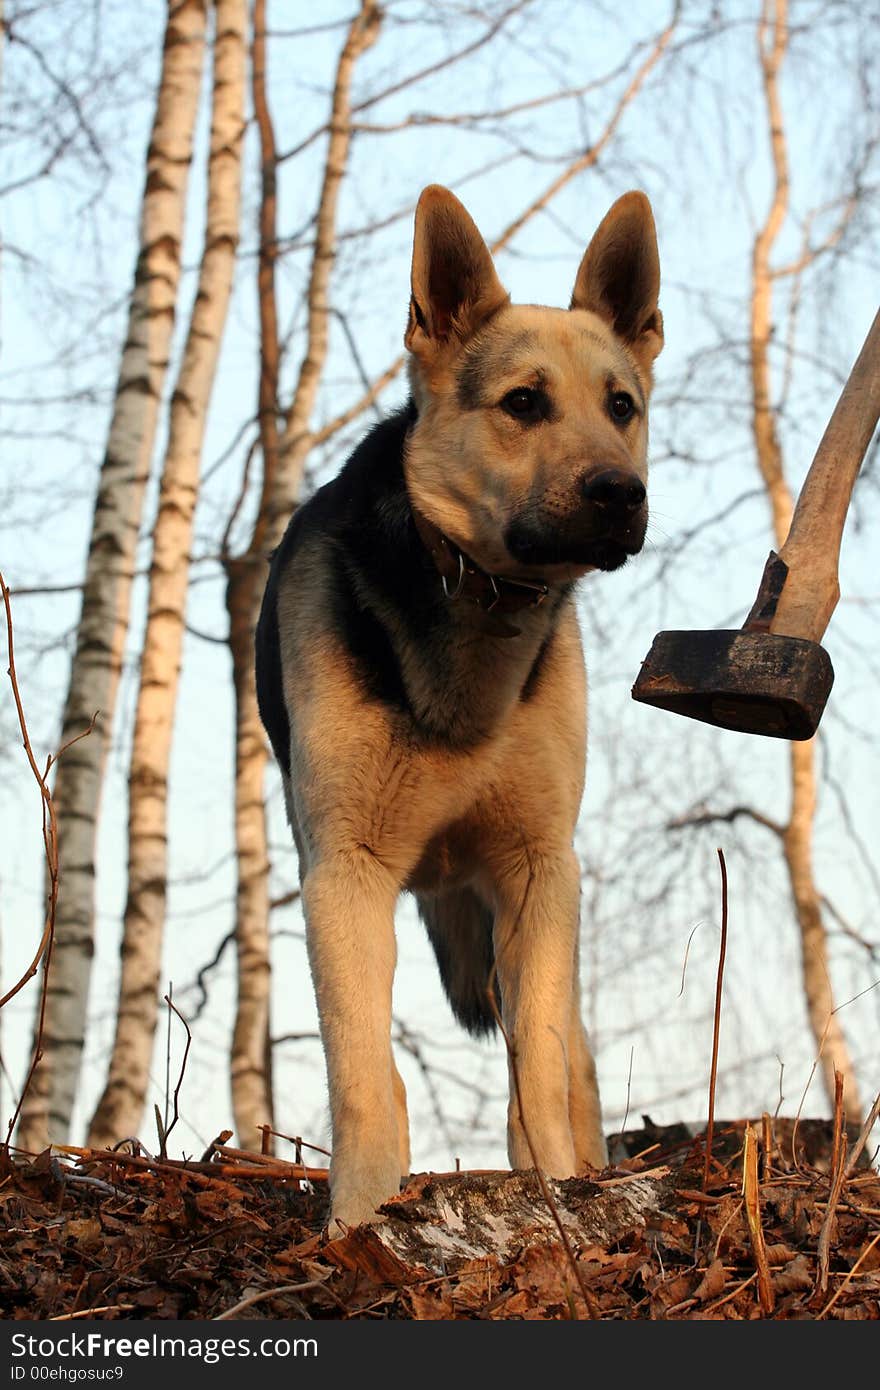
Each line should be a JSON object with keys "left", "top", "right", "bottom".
{"left": 266, "top": 185, "right": 662, "bottom": 1229}
{"left": 406, "top": 303, "right": 653, "bottom": 582}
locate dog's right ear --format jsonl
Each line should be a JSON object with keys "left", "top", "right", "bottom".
{"left": 405, "top": 186, "right": 509, "bottom": 358}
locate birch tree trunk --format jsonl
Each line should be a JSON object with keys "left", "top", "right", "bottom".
{"left": 17, "top": 0, "right": 209, "bottom": 1153}
{"left": 750, "top": 0, "right": 860, "bottom": 1120}
{"left": 86, "top": 0, "right": 247, "bottom": 1150}
{"left": 223, "top": 0, "right": 382, "bottom": 1150}
{"left": 221, "top": 0, "right": 280, "bottom": 1154}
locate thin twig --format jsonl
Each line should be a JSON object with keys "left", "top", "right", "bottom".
{"left": 162, "top": 980, "right": 173, "bottom": 1147}
{"left": 818, "top": 1230, "right": 880, "bottom": 1319}
{"left": 0, "top": 573, "right": 94, "bottom": 1143}
{"left": 830, "top": 1070, "right": 845, "bottom": 1178}
{"left": 814, "top": 1071, "right": 847, "bottom": 1298}
{"left": 0, "top": 579, "right": 94, "bottom": 1014}
{"left": 620, "top": 1046, "right": 634, "bottom": 1135}
{"left": 153, "top": 1105, "right": 167, "bottom": 1159}
{"left": 68, "top": 1146, "right": 330, "bottom": 1183}
{"left": 214, "top": 1280, "right": 326, "bottom": 1321}
{"left": 259, "top": 1126, "right": 332, "bottom": 1158}
{"left": 704, "top": 848, "right": 729, "bottom": 1189}
{"left": 200, "top": 1129, "right": 233, "bottom": 1161}
{"left": 677, "top": 920, "right": 705, "bottom": 998}
{"left": 161, "top": 993, "right": 192, "bottom": 1154}
{"left": 701, "top": 1270, "right": 758, "bottom": 1315}
{"left": 713, "top": 1198, "right": 745, "bottom": 1262}
{"left": 276, "top": 0, "right": 532, "bottom": 164}
{"left": 61, "top": 1172, "right": 128, "bottom": 1199}
{"left": 491, "top": 1, "right": 681, "bottom": 254}
{"left": 774, "top": 1056, "right": 785, "bottom": 1119}
{"left": 844, "top": 1087, "right": 880, "bottom": 1179}
{"left": 212, "top": 1143, "right": 315, "bottom": 1171}
{"left": 791, "top": 1003, "right": 845, "bottom": 1172}
{"left": 49, "top": 1305, "right": 136, "bottom": 1322}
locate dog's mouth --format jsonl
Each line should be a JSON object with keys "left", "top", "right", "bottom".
{"left": 579, "top": 538, "right": 635, "bottom": 572}
{"left": 503, "top": 515, "right": 647, "bottom": 574}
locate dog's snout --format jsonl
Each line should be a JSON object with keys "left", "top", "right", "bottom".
{"left": 581, "top": 468, "right": 646, "bottom": 514}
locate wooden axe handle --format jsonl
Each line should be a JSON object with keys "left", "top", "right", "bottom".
{"left": 769, "top": 307, "right": 880, "bottom": 644}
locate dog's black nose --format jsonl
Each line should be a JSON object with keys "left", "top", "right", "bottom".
{"left": 581, "top": 469, "right": 646, "bottom": 514}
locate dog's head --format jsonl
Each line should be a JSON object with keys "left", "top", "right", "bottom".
{"left": 404, "top": 185, "right": 663, "bottom": 583}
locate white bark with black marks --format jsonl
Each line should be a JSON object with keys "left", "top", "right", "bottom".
{"left": 87, "top": 0, "right": 247, "bottom": 1151}
{"left": 17, "top": 0, "right": 210, "bottom": 1153}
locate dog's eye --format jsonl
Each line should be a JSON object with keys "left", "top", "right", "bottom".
{"left": 501, "top": 387, "right": 544, "bottom": 422}
{"left": 609, "top": 391, "right": 636, "bottom": 423}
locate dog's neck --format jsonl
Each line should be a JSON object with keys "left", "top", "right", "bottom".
{"left": 410, "top": 506, "right": 549, "bottom": 639}
{"left": 396, "top": 497, "right": 572, "bottom": 748}
{"left": 397, "top": 570, "right": 569, "bottom": 747}
{"left": 337, "top": 403, "right": 574, "bottom": 748}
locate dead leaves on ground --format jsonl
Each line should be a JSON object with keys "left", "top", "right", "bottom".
{"left": 0, "top": 1120, "right": 877, "bottom": 1321}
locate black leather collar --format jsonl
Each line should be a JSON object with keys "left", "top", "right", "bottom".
{"left": 411, "top": 507, "right": 549, "bottom": 636}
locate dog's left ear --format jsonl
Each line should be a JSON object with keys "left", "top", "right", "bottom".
{"left": 405, "top": 185, "right": 509, "bottom": 358}
{"left": 571, "top": 191, "right": 663, "bottom": 375}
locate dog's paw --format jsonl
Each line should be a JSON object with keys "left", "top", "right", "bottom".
{"left": 329, "top": 1161, "right": 401, "bottom": 1232}
{"left": 576, "top": 1135, "right": 609, "bottom": 1173}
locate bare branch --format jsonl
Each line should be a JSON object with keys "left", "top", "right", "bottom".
{"left": 666, "top": 804, "right": 785, "bottom": 838}
{"left": 0, "top": 574, "right": 92, "bottom": 1143}
{"left": 309, "top": 1, "right": 681, "bottom": 455}
{"left": 276, "top": 0, "right": 534, "bottom": 165}
{"left": 491, "top": 1, "right": 681, "bottom": 255}
{"left": 159, "top": 993, "right": 193, "bottom": 1155}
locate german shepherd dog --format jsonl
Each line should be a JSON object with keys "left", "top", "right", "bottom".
{"left": 256, "top": 185, "right": 662, "bottom": 1229}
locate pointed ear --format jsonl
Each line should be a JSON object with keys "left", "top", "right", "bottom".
{"left": 570, "top": 191, "right": 663, "bottom": 371}
{"left": 405, "top": 185, "right": 509, "bottom": 357}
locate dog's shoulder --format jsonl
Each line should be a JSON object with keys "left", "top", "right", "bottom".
{"left": 255, "top": 402, "right": 419, "bottom": 774}
{"left": 272, "top": 399, "right": 417, "bottom": 576}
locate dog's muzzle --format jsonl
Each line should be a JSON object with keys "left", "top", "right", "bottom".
{"left": 506, "top": 467, "right": 648, "bottom": 572}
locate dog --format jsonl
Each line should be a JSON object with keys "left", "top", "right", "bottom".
{"left": 255, "top": 184, "right": 662, "bottom": 1229}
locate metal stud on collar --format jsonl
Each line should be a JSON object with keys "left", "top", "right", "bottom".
{"left": 441, "top": 550, "right": 466, "bottom": 601}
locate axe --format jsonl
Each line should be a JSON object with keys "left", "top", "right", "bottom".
{"left": 632, "top": 307, "right": 880, "bottom": 739}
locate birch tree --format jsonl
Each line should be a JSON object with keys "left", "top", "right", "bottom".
{"left": 657, "top": 0, "right": 872, "bottom": 1119}
{"left": 746, "top": 0, "right": 861, "bottom": 1118}
{"left": 17, "top": 0, "right": 209, "bottom": 1152}
{"left": 86, "top": 0, "right": 247, "bottom": 1150}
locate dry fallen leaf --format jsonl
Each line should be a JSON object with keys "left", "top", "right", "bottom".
{"left": 693, "top": 1258, "right": 726, "bottom": 1302}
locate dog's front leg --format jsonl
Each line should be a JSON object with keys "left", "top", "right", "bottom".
{"left": 303, "top": 849, "right": 403, "bottom": 1230}
{"left": 492, "top": 849, "right": 583, "bottom": 1178}
{"left": 567, "top": 934, "right": 608, "bottom": 1171}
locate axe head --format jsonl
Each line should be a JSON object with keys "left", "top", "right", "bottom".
{"left": 631, "top": 630, "right": 834, "bottom": 740}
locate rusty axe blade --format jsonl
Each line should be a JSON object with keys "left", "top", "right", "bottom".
{"left": 632, "top": 306, "right": 880, "bottom": 739}
{"left": 632, "top": 628, "right": 834, "bottom": 740}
